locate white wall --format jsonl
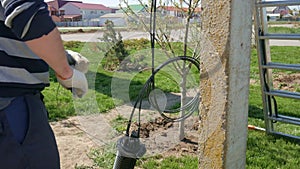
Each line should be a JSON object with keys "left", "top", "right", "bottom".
{"left": 61, "top": 3, "right": 111, "bottom": 21}
{"left": 82, "top": 9, "right": 110, "bottom": 21}
{"left": 61, "top": 3, "right": 80, "bottom": 15}
{"left": 99, "top": 17, "right": 127, "bottom": 27}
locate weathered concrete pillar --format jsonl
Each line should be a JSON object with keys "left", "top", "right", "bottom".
{"left": 199, "top": 0, "right": 253, "bottom": 168}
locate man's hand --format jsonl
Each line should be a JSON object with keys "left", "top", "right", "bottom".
{"left": 56, "top": 68, "right": 88, "bottom": 98}
{"left": 66, "top": 50, "right": 89, "bottom": 73}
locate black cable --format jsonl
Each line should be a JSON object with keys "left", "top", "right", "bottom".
{"left": 126, "top": 56, "right": 200, "bottom": 136}
{"left": 150, "top": 0, "right": 157, "bottom": 90}
{"left": 113, "top": 1, "right": 199, "bottom": 168}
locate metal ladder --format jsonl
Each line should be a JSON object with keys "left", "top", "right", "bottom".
{"left": 254, "top": 0, "right": 300, "bottom": 140}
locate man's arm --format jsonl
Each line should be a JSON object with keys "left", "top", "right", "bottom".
{"left": 26, "top": 28, "right": 88, "bottom": 98}
{"left": 25, "top": 27, "right": 73, "bottom": 79}
{"left": 0, "top": 0, "right": 88, "bottom": 97}
{"left": 1, "top": 0, "right": 72, "bottom": 79}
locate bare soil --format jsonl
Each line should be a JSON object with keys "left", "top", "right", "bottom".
{"left": 51, "top": 73, "right": 300, "bottom": 169}
{"left": 51, "top": 117, "right": 98, "bottom": 169}
{"left": 60, "top": 29, "right": 98, "bottom": 34}
{"left": 51, "top": 108, "right": 199, "bottom": 169}
{"left": 273, "top": 73, "right": 300, "bottom": 92}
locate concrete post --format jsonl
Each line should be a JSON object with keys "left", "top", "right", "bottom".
{"left": 199, "top": 0, "right": 253, "bottom": 168}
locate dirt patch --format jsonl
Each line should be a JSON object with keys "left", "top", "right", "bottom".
{"left": 51, "top": 113, "right": 199, "bottom": 168}
{"left": 51, "top": 117, "right": 98, "bottom": 169}
{"left": 131, "top": 117, "right": 174, "bottom": 138}
{"left": 273, "top": 73, "right": 300, "bottom": 92}
{"left": 250, "top": 72, "right": 300, "bottom": 92}
{"left": 60, "top": 29, "right": 98, "bottom": 34}
{"left": 130, "top": 116, "right": 199, "bottom": 157}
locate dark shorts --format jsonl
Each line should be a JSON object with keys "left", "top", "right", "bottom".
{"left": 0, "top": 93, "right": 60, "bottom": 169}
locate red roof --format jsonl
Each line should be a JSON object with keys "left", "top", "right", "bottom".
{"left": 160, "top": 6, "right": 180, "bottom": 11}
{"left": 68, "top": 2, "right": 112, "bottom": 11}
{"left": 47, "top": 0, "right": 79, "bottom": 10}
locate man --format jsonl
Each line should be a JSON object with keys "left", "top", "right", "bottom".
{"left": 0, "top": 0, "right": 88, "bottom": 168}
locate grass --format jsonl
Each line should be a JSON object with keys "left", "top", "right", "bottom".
{"left": 247, "top": 46, "right": 300, "bottom": 169}
{"left": 268, "top": 21, "right": 300, "bottom": 25}
{"left": 247, "top": 85, "right": 300, "bottom": 169}
{"left": 247, "top": 131, "right": 300, "bottom": 169}
{"left": 268, "top": 26, "right": 300, "bottom": 34}
{"left": 138, "top": 155, "right": 198, "bottom": 169}
{"left": 110, "top": 114, "right": 128, "bottom": 133}
{"left": 44, "top": 40, "right": 300, "bottom": 168}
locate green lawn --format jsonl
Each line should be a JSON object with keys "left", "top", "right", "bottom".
{"left": 268, "top": 26, "right": 300, "bottom": 34}
{"left": 247, "top": 45, "right": 300, "bottom": 169}
{"left": 45, "top": 41, "right": 300, "bottom": 168}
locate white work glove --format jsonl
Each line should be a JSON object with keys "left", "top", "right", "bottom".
{"left": 66, "top": 50, "right": 89, "bottom": 73}
{"left": 57, "top": 68, "right": 88, "bottom": 98}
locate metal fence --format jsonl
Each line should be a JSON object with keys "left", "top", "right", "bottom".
{"left": 254, "top": 0, "right": 300, "bottom": 140}
{"left": 55, "top": 21, "right": 101, "bottom": 27}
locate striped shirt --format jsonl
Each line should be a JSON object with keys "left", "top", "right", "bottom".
{"left": 0, "top": 0, "right": 56, "bottom": 97}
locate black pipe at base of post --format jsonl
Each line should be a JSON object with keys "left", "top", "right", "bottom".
{"left": 112, "top": 134, "right": 146, "bottom": 169}
{"left": 113, "top": 154, "right": 137, "bottom": 169}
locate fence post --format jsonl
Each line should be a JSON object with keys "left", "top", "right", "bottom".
{"left": 199, "top": 0, "right": 253, "bottom": 168}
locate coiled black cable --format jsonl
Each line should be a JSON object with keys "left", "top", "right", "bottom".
{"left": 126, "top": 56, "right": 200, "bottom": 137}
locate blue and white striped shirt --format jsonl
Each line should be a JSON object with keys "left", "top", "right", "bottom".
{"left": 0, "top": 0, "right": 56, "bottom": 97}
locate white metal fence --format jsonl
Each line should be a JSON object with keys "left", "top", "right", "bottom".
{"left": 55, "top": 21, "right": 101, "bottom": 27}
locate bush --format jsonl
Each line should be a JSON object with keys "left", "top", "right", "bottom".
{"left": 63, "top": 41, "right": 84, "bottom": 52}
{"left": 123, "top": 38, "right": 150, "bottom": 51}
{"left": 100, "top": 20, "right": 128, "bottom": 71}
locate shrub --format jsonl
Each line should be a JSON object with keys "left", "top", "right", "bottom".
{"left": 100, "top": 20, "right": 128, "bottom": 71}
{"left": 63, "top": 41, "right": 84, "bottom": 52}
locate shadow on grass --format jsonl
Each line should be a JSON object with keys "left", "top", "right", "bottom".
{"left": 248, "top": 104, "right": 300, "bottom": 120}
{"left": 88, "top": 69, "right": 185, "bottom": 110}
{"left": 248, "top": 105, "right": 264, "bottom": 120}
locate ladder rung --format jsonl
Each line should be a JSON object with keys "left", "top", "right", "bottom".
{"left": 268, "top": 114, "right": 300, "bottom": 125}
{"left": 259, "top": 33, "right": 300, "bottom": 40}
{"left": 262, "top": 62, "right": 300, "bottom": 71}
{"left": 256, "top": 0, "right": 300, "bottom": 7}
{"left": 265, "top": 90, "right": 300, "bottom": 99}
{"left": 269, "top": 131, "right": 300, "bottom": 140}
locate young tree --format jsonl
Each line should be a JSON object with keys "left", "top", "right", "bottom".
{"left": 120, "top": 0, "right": 201, "bottom": 140}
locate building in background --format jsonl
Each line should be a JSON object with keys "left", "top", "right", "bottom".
{"left": 273, "top": 6, "right": 291, "bottom": 16}
{"left": 100, "top": 13, "right": 127, "bottom": 27}
{"left": 47, "top": 0, "right": 114, "bottom": 22}
{"left": 118, "top": 4, "right": 148, "bottom": 15}
{"left": 47, "top": 0, "right": 75, "bottom": 21}
{"left": 62, "top": 2, "right": 113, "bottom": 21}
